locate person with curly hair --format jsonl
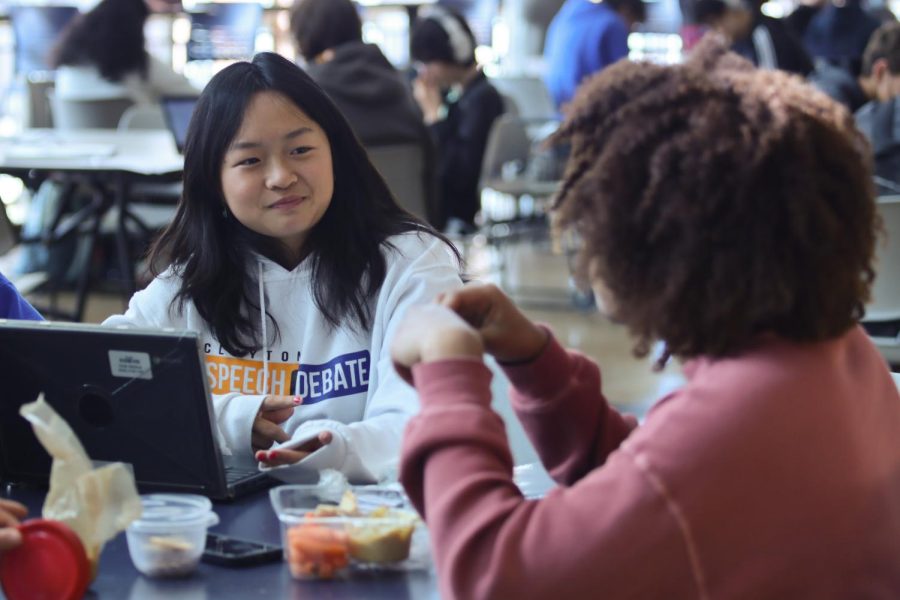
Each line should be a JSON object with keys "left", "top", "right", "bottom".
{"left": 391, "top": 40, "right": 900, "bottom": 598}
{"left": 51, "top": 0, "right": 196, "bottom": 108}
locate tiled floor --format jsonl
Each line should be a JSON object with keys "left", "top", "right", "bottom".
{"left": 17, "top": 230, "right": 686, "bottom": 463}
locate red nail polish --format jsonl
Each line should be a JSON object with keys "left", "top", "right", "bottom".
{"left": 268, "top": 450, "right": 278, "bottom": 460}
{"left": 293, "top": 396, "right": 302, "bottom": 405}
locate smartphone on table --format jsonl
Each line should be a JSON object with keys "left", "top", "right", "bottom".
{"left": 202, "top": 532, "right": 282, "bottom": 567}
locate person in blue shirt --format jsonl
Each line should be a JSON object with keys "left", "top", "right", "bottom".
{"left": 543, "top": 0, "right": 646, "bottom": 111}
{"left": 0, "top": 272, "right": 43, "bottom": 320}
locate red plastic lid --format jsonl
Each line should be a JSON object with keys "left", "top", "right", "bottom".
{"left": 0, "top": 519, "right": 91, "bottom": 600}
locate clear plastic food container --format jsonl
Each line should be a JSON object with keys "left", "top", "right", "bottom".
{"left": 269, "top": 484, "right": 429, "bottom": 580}
{"left": 126, "top": 494, "right": 219, "bottom": 578}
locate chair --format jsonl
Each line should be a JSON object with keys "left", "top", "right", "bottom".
{"left": 479, "top": 114, "right": 560, "bottom": 225}
{"left": 477, "top": 115, "right": 571, "bottom": 308}
{"left": 863, "top": 195, "right": 900, "bottom": 366}
{"left": 25, "top": 74, "right": 56, "bottom": 128}
{"left": 117, "top": 105, "right": 167, "bottom": 131}
{"left": 367, "top": 143, "right": 431, "bottom": 222}
{"left": 489, "top": 76, "right": 557, "bottom": 121}
{"left": 50, "top": 95, "right": 134, "bottom": 130}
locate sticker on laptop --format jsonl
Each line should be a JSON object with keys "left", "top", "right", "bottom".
{"left": 109, "top": 351, "right": 153, "bottom": 380}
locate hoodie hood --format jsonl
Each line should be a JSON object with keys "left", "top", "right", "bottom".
{"left": 305, "top": 41, "right": 425, "bottom": 146}
{"left": 308, "top": 41, "right": 411, "bottom": 108}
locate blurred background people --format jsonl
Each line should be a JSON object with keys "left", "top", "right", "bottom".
{"left": 290, "top": 0, "right": 428, "bottom": 149}
{"left": 785, "top": 0, "right": 827, "bottom": 39}
{"left": 0, "top": 272, "right": 42, "bottom": 321}
{"left": 803, "top": 0, "right": 881, "bottom": 76}
{"left": 811, "top": 22, "right": 900, "bottom": 111}
{"left": 290, "top": 0, "right": 438, "bottom": 224}
{"left": 853, "top": 23, "right": 900, "bottom": 193}
{"left": 50, "top": 0, "right": 197, "bottom": 112}
{"left": 411, "top": 6, "right": 505, "bottom": 234}
{"left": 695, "top": 0, "right": 814, "bottom": 75}
{"left": 543, "top": 0, "right": 647, "bottom": 111}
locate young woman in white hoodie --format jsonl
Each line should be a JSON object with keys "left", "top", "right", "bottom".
{"left": 104, "top": 52, "right": 463, "bottom": 484}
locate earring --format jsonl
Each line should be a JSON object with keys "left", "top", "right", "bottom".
{"left": 221, "top": 206, "right": 228, "bottom": 219}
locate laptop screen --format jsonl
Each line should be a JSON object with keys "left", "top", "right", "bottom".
{"left": 160, "top": 96, "right": 199, "bottom": 153}
{"left": 0, "top": 321, "right": 235, "bottom": 497}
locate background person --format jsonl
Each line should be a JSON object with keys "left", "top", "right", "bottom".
{"left": 542, "top": 0, "right": 647, "bottom": 110}
{"left": 695, "top": 0, "right": 813, "bottom": 75}
{"left": 289, "top": 0, "right": 438, "bottom": 224}
{"left": 410, "top": 6, "right": 505, "bottom": 234}
{"left": 104, "top": 52, "right": 462, "bottom": 483}
{"left": 51, "top": 0, "right": 197, "bottom": 109}
{"left": 0, "top": 272, "right": 43, "bottom": 321}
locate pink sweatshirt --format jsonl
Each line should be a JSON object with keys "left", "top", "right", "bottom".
{"left": 400, "top": 326, "right": 900, "bottom": 599}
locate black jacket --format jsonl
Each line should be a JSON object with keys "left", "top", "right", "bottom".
{"left": 430, "top": 71, "right": 505, "bottom": 227}
{"left": 809, "top": 63, "right": 869, "bottom": 113}
{"left": 306, "top": 42, "right": 439, "bottom": 224}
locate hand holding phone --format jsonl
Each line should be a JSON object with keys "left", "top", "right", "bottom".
{"left": 202, "top": 533, "right": 281, "bottom": 568}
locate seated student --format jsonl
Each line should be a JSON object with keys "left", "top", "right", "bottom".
{"left": 103, "top": 52, "right": 463, "bottom": 483}
{"left": 51, "top": 0, "right": 197, "bottom": 109}
{"left": 410, "top": 6, "right": 505, "bottom": 234}
{"left": 811, "top": 22, "right": 900, "bottom": 113}
{"left": 695, "top": 0, "right": 813, "bottom": 75}
{"left": 391, "top": 41, "right": 900, "bottom": 598}
{"left": 0, "top": 272, "right": 42, "bottom": 321}
{"left": 543, "top": 0, "right": 646, "bottom": 111}
{"left": 289, "top": 0, "right": 438, "bottom": 224}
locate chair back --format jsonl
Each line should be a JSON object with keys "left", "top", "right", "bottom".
{"left": 479, "top": 115, "right": 531, "bottom": 185}
{"left": 25, "top": 74, "right": 56, "bottom": 128}
{"left": 867, "top": 195, "right": 900, "bottom": 322}
{"left": 490, "top": 76, "right": 556, "bottom": 121}
{"left": 50, "top": 95, "right": 134, "bottom": 130}
{"left": 367, "top": 143, "right": 429, "bottom": 221}
{"left": 117, "top": 104, "right": 167, "bottom": 131}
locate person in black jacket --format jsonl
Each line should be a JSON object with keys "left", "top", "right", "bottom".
{"left": 695, "top": 0, "right": 813, "bottom": 75}
{"left": 289, "top": 0, "right": 438, "bottom": 224}
{"left": 411, "top": 5, "right": 505, "bottom": 234}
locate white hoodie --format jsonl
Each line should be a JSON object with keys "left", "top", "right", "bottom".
{"left": 103, "top": 232, "right": 462, "bottom": 483}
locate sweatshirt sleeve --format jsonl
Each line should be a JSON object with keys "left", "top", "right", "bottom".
{"left": 399, "top": 359, "right": 698, "bottom": 600}
{"left": 262, "top": 233, "right": 463, "bottom": 483}
{"left": 501, "top": 332, "right": 638, "bottom": 485}
{"left": 103, "top": 274, "right": 265, "bottom": 463}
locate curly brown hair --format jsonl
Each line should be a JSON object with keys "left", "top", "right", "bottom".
{"left": 552, "top": 40, "right": 878, "bottom": 362}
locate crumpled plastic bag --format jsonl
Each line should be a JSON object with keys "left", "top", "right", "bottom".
{"left": 20, "top": 395, "right": 142, "bottom": 578}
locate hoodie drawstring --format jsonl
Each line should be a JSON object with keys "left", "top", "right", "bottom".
{"left": 258, "top": 261, "right": 270, "bottom": 395}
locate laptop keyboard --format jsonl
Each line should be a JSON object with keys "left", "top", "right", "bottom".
{"left": 223, "top": 464, "right": 259, "bottom": 483}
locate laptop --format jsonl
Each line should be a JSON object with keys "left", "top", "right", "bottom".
{"left": 0, "top": 320, "right": 273, "bottom": 500}
{"left": 160, "top": 96, "right": 199, "bottom": 153}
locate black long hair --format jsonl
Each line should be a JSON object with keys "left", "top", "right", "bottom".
{"left": 50, "top": 0, "right": 149, "bottom": 82}
{"left": 149, "top": 51, "right": 459, "bottom": 357}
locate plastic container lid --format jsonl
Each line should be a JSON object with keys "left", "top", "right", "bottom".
{"left": 0, "top": 519, "right": 91, "bottom": 600}
{"left": 128, "top": 494, "right": 217, "bottom": 533}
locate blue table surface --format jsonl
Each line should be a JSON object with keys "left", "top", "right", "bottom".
{"left": 0, "top": 484, "right": 439, "bottom": 600}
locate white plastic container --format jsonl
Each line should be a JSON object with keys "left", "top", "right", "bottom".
{"left": 269, "top": 484, "right": 429, "bottom": 580}
{"left": 126, "top": 494, "right": 219, "bottom": 578}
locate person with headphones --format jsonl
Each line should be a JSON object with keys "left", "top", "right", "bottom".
{"left": 411, "top": 6, "right": 505, "bottom": 234}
